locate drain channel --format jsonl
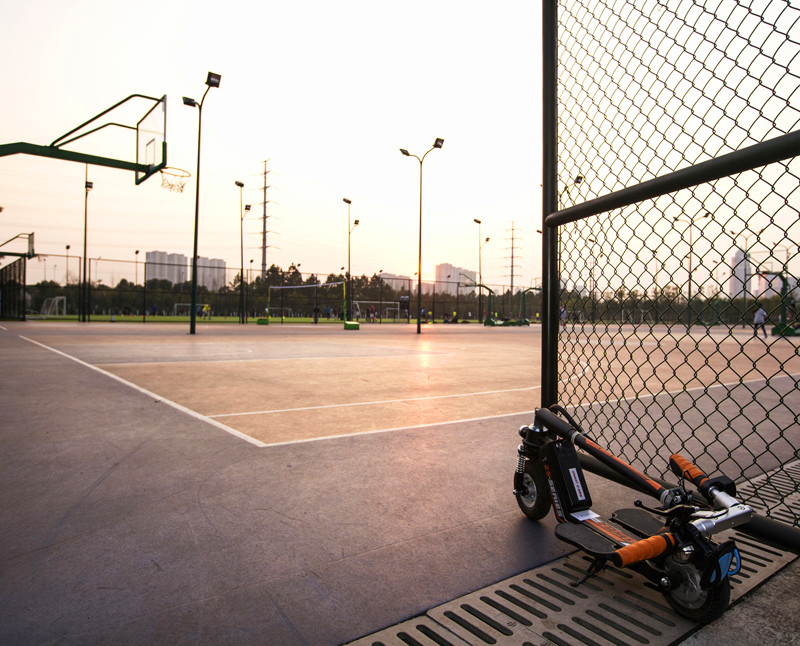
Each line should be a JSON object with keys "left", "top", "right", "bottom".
{"left": 346, "top": 463, "right": 799, "bottom": 646}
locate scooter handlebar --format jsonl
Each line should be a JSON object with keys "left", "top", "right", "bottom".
{"left": 610, "top": 532, "right": 677, "bottom": 568}
{"left": 669, "top": 453, "right": 709, "bottom": 490}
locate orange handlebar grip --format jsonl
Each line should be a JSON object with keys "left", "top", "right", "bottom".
{"left": 611, "top": 533, "right": 676, "bottom": 568}
{"left": 669, "top": 453, "right": 708, "bottom": 487}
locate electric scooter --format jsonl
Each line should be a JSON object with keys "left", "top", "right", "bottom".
{"left": 514, "top": 405, "right": 753, "bottom": 622}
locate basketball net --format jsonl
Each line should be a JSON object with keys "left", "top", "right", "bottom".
{"left": 160, "top": 167, "right": 191, "bottom": 193}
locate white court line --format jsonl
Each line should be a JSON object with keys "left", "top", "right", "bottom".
{"left": 19, "top": 336, "right": 268, "bottom": 448}
{"left": 208, "top": 361, "right": 592, "bottom": 419}
{"left": 260, "top": 409, "right": 540, "bottom": 447}
{"left": 208, "top": 384, "right": 543, "bottom": 418}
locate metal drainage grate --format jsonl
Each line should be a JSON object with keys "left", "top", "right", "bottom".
{"left": 347, "top": 536, "right": 795, "bottom": 646}
{"left": 736, "top": 460, "right": 800, "bottom": 528}
{"left": 346, "top": 461, "right": 800, "bottom": 646}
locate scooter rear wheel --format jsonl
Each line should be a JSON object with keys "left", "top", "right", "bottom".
{"left": 515, "top": 459, "right": 551, "bottom": 521}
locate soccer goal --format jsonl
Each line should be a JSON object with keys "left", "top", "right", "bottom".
{"left": 40, "top": 296, "right": 66, "bottom": 316}
{"left": 383, "top": 307, "right": 401, "bottom": 321}
{"left": 354, "top": 300, "right": 398, "bottom": 322}
{"left": 267, "top": 281, "right": 344, "bottom": 323}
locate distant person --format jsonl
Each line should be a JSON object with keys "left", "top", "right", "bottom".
{"left": 313, "top": 304, "right": 320, "bottom": 324}
{"left": 753, "top": 303, "right": 768, "bottom": 339}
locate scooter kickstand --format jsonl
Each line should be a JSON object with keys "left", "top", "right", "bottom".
{"left": 571, "top": 558, "right": 607, "bottom": 587}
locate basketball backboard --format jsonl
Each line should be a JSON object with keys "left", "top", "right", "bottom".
{"left": 135, "top": 96, "right": 167, "bottom": 184}
{"left": 0, "top": 94, "right": 167, "bottom": 185}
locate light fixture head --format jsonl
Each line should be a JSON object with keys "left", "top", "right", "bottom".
{"left": 343, "top": 198, "right": 351, "bottom": 204}
{"left": 85, "top": 181, "right": 93, "bottom": 190}
{"left": 245, "top": 204, "right": 251, "bottom": 211}
{"left": 433, "top": 138, "right": 444, "bottom": 149}
{"left": 473, "top": 218, "right": 481, "bottom": 224}
{"left": 399, "top": 149, "right": 410, "bottom": 156}
{"left": 575, "top": 175, "right": 583, "bottom": 184}
{"left": 206, "top": 72, "right": 222, "bottom": 88}
{"left": 235, "top": 180, "right": 244, "bottom": 187}
{"left": 354, "top": 219, "right": 360, "bottom": 226}
{"left": 182, "top": 96, "right": 198, "bottom": 107}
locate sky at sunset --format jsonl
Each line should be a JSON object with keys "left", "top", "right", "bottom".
{"left": 1, "top": 1, "right": 544, "bottom": 288}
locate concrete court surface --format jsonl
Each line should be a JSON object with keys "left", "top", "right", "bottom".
{"left": 1, "top": 320, "right": 797, "bottom": 645}
{"left": 10, "top": 321, "right": 546, "bottom": 446}
{"left": 1, "top": 321, "right": 570, "bottom": 645}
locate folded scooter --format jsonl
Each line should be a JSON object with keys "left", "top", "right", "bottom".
{"left": 514, "top": 406, "right": 752, "bottom": 622}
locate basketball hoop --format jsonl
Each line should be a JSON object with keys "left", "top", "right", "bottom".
{"left": 160, "top": 167, "right": 191, "bottom": 192}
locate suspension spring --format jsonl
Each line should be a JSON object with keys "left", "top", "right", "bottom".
{"left": 516, "top": 451, "right": 526, "bottom": 474}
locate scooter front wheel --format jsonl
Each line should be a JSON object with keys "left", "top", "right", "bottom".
{"left": 663, "top": 557, "right": 731, "bottom": 623}
{"left": 515, "top": 459, "right": 551, "bottom": 521}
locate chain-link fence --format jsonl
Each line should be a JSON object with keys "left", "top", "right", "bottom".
{"left": 17, "top": 254, "right": 543, "bottom": 324}
{"left": 545, "top": 0, "right": 800, "bottom": 526}
{"left": 0, "top": 257, "right": 26, "bottom": 320}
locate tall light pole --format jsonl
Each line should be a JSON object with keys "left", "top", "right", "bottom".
{"left": 349, "top": 217, "right": 360, "bottom": 319}
{"left": 81, "top": 168, "right": 92, "bottom": 322}
{"left": 460, "top": 272, "right": 473, "bottom": 321}
{"left": 236, "top": 180, "right": 250, "bottom": 324}
{"left": 586, "top": 237, "right": 605, "bottom": 324}
{"left": 248, "top": 258, "right": 253, "bottom": 321}
{"left": 400, "top": 137, "right": 444, "bottom": 334}
{"left": 135, "top": 249, "right": 139, "bottom": 285}
{"left": 342, "top": 198, "right": 358, "bottom": 321}
{"left": 378, "top": 269, "right": 384, "bottom": 323}
{"left": 676, "top": 211, "right": 710, "bottom": 329}
{"left": 473, "top": 219, "right": 490, "bottom": 322}
{"left": 184, "top": 71, "right": 221, "bottom": 334}
{"left": 65, "top": 244, "right": 70, "bottom": 286}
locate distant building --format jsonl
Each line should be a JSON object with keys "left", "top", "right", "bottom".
{"left": 381, "top": 273, "right": 412, "bottom": 292}
{"left": 145, "top": 251, "right": 187, "bottom": 285}
{"left": 728, "top": 248, "right": 754, "bottom": 299}
{"left": 197, "top": 257, "right": 226, "bottom": 291}
{"left": 435, "top": 264, "right": 476, "bottom": 295}
{"left": 144, "top": 252, "right": 225, "bottom": 289}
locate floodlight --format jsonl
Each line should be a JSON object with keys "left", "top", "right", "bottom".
{"left": 235, "top": 180, "right": 244, "bottom": 187}
{"left": 183, "top": 96, "right": 198, "bottom": 107}
{"left": 343, "top": 198, "right": 351, "bottom": 204}
{"left": 354, "top": 219, "right": 359, "bottom": 226}
{"left": 399, "top": 149, "right": 410, "bottom": 156}
{"left": 206, "top": 72, "right": 222, "bottom": 88}
{"left": 433, "top": 138, "right": 444, "bottom": 149}
{"left": 245, "top": 204, "right": 251, "bottom": 211}
{"left": 474, "top": 218, "right": 481, "bottom": 224}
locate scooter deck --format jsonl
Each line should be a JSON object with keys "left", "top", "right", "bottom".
{"left": 612, "top": 507, "right": 668, "bottom": 536}
{"left": 554, "top": 508, "right": 665, "bottom": 560}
